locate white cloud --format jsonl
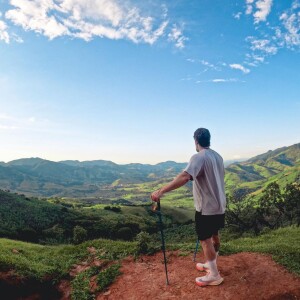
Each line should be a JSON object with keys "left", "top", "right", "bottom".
{"left": 168, "top": 24, "right": 188, "bottom": 49}
{"left": 249, "top": 38, "right": 278, "bottom": 54}
{"left": 245, "top": 0, "right": 273, "bottom": 22}
{"left": 12, "top": 33, "right": 24, "bottom": 43}
{"left": 200, "top": 60, "right": 215, "bottom": 68}
{"left": 196, "top": 78, "right": 241, "bottom": 84}
{"left": 253, "top": 0, "right": 273, "bottom": 23}
{"left": 212, "top": 79, "right": 227, "bottom": 82}
{"left": 246, "top": 0, "right": 254, "bottom": 15}
{"left": 4, "top": 0, "right": 180, "bottom": 46}
{"left": 276, "top": 2, "right": 300, "bottom": 48}
{"left": 234, "top": 12, "right": 242, "bottom": 20}
{"left": 229, "top": 63, "right": 250, "bottom": 74}
{"left": 186, "top": 58, "right": 195, "bottom": 63}
{"left": 0, "top": 18, "right": 10, "bottom": 43}
{"left": 5, "top": 0, "right": 69, "bottom": 40}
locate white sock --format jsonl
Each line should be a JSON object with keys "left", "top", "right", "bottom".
{"left": 202, "top": 253, "right": 218, "bottom": 267}
{"left": 207, "top": 259, "right": 219, "bottom": 277}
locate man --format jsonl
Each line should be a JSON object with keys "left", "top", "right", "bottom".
{"left": 151, "top": 128, "right": 226, "bottom": 287}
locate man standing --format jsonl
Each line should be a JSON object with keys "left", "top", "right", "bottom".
{"left": 151, "top": 128, "right": 226, "bottom": 287}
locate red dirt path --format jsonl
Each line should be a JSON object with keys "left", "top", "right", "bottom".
{"left": 97, "top": 251, "right": 300, "bottom": 300}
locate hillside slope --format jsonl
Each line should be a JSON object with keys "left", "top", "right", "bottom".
{"left": 225, "top": 143, "right": 300, "bottom": 196}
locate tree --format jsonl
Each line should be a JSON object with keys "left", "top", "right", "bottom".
{"left": 283, "top": 183, "right": 300, "bottom": 226}
{"left": 73, "top": 226, "right": 87, "bottom": 244}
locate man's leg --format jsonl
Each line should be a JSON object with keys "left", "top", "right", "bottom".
{"left": 200, "top": 238, "right": 218, "bottom": 276}
{"left": 212, "top": 233, "right": 220, "bottom": 252}
{"left": 195, "top": 238, "right": 223, "bottom": 286}
{"left": 196, "top": 233, "right": 220, "bottom": 269}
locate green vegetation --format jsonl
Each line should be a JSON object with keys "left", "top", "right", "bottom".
{"left": 0, "top": 188, "right": 196, "bottom": 244}
{"left": 0, "top": 143, "right": 299, "bottom": 297}
{"left": 226, "top": 182, "right": 300, "bottom": 235}
{"left": 0, "top": 238, "right": 136, "bottom": 282}
{"left": 222, "top": 226, "right": 300, "bottom": 275}
{"left": 96, "top": 264, "right": 121, "bottom": 291}
{"left": 71, "top": 267, "right": 99, "bottom": 300}
{"left": 225, "top": 143, "right": 300, "bottom": 197}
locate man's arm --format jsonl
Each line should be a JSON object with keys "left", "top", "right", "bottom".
{"left": 151, "top": 171, "right": 192, "bottom": 202}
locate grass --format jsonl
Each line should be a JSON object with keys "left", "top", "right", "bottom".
{"left": 1, "top": 225, "right": 299, "bottom": 298}
{"left": 221, "top": 226, "right": 300, "bottom": 275}
{"left": 96, "top": 263, "right": 121, "bottom": 291}
{"left": 173, "top": 226, "right": 300, "bottom": 276}
{"left": 70, "top": 264, "right": 121, "bottom": 300}
{"left": 0, "top": 238, "right": 136, "bottom": 281}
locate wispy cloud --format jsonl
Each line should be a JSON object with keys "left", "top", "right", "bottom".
{"left": 242, "top": 2, "right": 300, "bottom": 67}
{"left": 248, "top": 38, "right": 278, "bottom": 54}
{"left": 234, "top": 12, "right": 242, "bottom": 20}
{"left": 229, "top": 63, "right": 250, "bottom": 74}
{"left": 196, "top": 78, "right": 241, "bottom": 84}
{"left": 0, "top": 13, "right": 10, "bottom": 43}
{"left": 2, "top": 0, "right": 185, "bottom": 47}
{"left": 168, "top": 24, "right": 188, "bottom": 49}
{"left": 246, "top": 0, "right": 255, "bottom": 15}
{"left": 276, "top": 1, "right": 300, "bottom": 48}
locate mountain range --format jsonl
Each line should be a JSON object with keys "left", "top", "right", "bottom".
{"left": 0, "top": 143, "right": 299, "bottom": 197}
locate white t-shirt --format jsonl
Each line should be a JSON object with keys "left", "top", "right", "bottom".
{"left": 184, "top": 148, "right": 226, "bottom": 215}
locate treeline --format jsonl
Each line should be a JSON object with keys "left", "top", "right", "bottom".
{"left": 226, "top": 182, "right": 300, "bottom": 235}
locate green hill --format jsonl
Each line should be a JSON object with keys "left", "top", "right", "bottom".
{"left": 0, "top": 159, "right": 186, "bottom": 197}
{"left": 0, "top": 189, "right": 195, "bottom": 244}
{"left": 225, "top": 143, "right": 300, "bottom": 196}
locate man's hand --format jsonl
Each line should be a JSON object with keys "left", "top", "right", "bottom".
{"left": 150, "top": 171, "right": 191, "bottom": 203}
{"left": 151, "top": 189, "right": 163, "bottom": 202}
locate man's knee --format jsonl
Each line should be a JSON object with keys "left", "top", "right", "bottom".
{"left": 200, "top": 237, "right": 213, "bottom": 248}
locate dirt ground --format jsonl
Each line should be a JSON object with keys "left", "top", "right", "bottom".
{"left": 1, "top": 251, "right": 300, "bottom": 299}
{"left": 97, "top": 251, "right": 300, "bottom": 300}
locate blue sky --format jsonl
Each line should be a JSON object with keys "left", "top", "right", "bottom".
{"left": 0, "top": 0, "right": 299, "bottom": 164}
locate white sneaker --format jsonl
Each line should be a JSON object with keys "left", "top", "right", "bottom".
{"left": 195, "top": 273, "right": 224, "bottom": 287}
{"left": 196, "top": 262, "right": 209, "bottom": 272}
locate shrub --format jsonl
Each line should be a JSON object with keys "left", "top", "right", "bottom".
{"left": 116, "top": 227, "right": 133, "bottom": 241}
{"left": 135, "top": 231, "right": 151, "bottom": 254}
{"left": 73, "top": 226, "right": 87, "bottom": 244}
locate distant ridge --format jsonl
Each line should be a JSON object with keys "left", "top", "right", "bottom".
{"left": 0, "top": 143, "right": 299, "bottom": 197}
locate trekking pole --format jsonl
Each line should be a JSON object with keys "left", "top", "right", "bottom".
{"left": 193, "top": 239, "right": 200, "bottom": 262}
{"left": 152, "top": 201, "right": 170, "bottom": 285}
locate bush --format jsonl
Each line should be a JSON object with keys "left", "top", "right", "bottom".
{"left": 73, "top": 226, "right": 87, "bottom": 244}
{"left": 135, "top": 231, "right": 152, "bottom": 255}
{"left": 116, "top": 227, "right": 133, "bottom": 241}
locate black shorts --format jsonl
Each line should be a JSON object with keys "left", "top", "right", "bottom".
{"left": 195, "top": 211, "right": 225, "bottom": 241}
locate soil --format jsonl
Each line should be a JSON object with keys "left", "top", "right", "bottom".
{"left": 97, "top": 251, "right": 300, "bottom": 300}
{"left": 1, "top": 251, "right": 300, "bottom": 299}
